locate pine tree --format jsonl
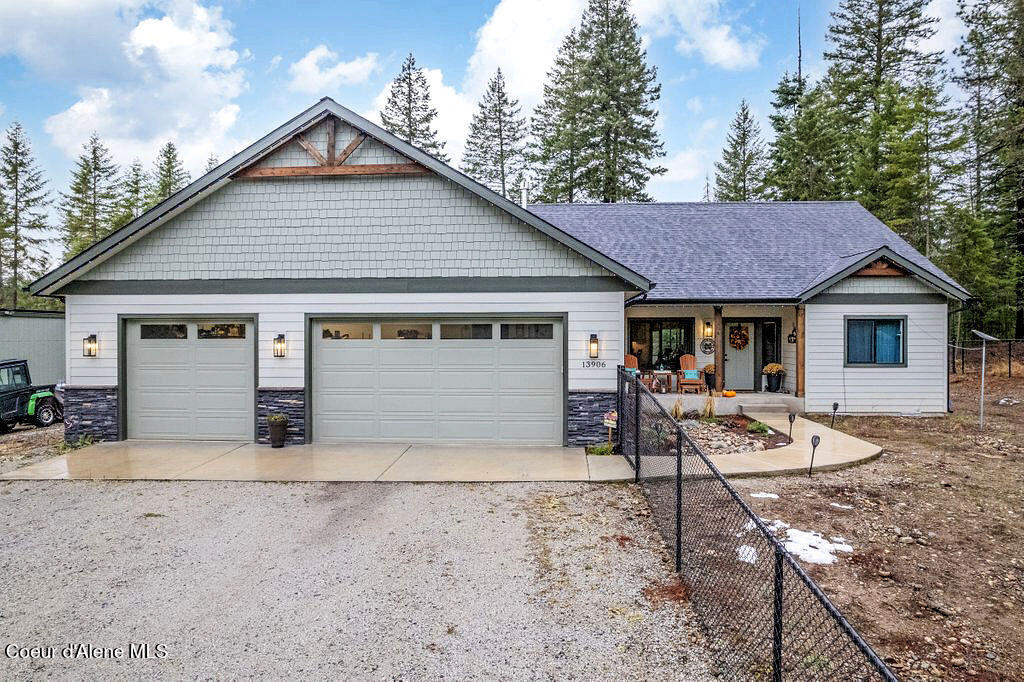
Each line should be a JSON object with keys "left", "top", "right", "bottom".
{"left": 379, "top": 54, "right": 448, "bottom": 162}
{"left": 461, "top": 69, "right": 529, "bottom": 199}
{"left": 714, "top": 101, "right": 769, "bottom": 201}
{"left": 576, "top": 0, "right": 664, "bottom": 202}
{"left": 824, "top": 0, "right": 941, "bottom": 200}
{"left": 532, "top": 29, "right": 588, "bottom": 203}
{"left": 59, "top": 133, "right": 121, "bottom": 258}
{"left": 205, "top": 155, "right": 219, "bottom": 173}
{"left": 0, "top": 123, "right": 50, "bottom": 308}
{"left": 113, "top": 160, "right": 149, "bottom": 229}
{"left": 147, "top": 142, "right": 190, "bottom": 207}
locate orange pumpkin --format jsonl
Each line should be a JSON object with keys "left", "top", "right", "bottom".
{"left": 723, "top": 390, "right": 737, "bottom": 397}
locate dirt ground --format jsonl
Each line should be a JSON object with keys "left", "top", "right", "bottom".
{"left": 0, "top": 424, "right": 64, "bottom": 475}
{"left": 733, "top": 371, "right": 1024, "bottom": 681}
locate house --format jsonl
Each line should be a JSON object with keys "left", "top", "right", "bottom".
{"left": 27, "top": 98, "right": 969, "bottom": 448}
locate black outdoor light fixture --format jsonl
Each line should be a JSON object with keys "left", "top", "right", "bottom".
{"left": 703, "top": 320, "right": 714, "bottom": 338}
{"left": 273, "top": 334, "right": 286, "bottom": 358}
{"left": 808, "top": 434, "right": 821, "bottom": 477}
{"left": 831, "top": 401, "right": 840, "bottom": 429}
{"left": 83, "top": 334, "right": 97, "bottom": 357}
{"left": 787, "top": 326, "right": 798, "bottom": 344}
{"left": 589, "top": 334, "right": 600, "bottom": 359}
{"left": 788, "top": 412, "right": 796, "bottom": 442}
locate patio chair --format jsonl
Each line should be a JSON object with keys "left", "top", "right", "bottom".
{"left": 626, "top": 354, "right": 656, "bottom": 389}
{"left": 676, "top": 354, "right": 703, "bottom": 394}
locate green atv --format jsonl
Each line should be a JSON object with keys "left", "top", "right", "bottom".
{"left": 0, "top": 359, "right": 63, "bottom": 435}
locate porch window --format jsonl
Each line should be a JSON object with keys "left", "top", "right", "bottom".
{"left": 845, "top": 317, "right": 906, "bottom": 366}
{"left": 628, "top": 318, "right": 695, "bottom": 370}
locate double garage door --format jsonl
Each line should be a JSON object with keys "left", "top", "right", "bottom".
{"left": 125, "top": 317, "right": 562, "bottom": 444}
{"left": 313, "top": 319, "right": 563, "bottom": 444}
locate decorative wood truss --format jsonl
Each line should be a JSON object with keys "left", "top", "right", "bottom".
{"left": 234, "top": 116, "right": 428, "bottom": 179}
{"left": 854, "top": 258, "right": 909, "bottom": 277}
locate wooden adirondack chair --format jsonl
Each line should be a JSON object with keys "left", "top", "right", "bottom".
{"left": 676, "top": 354, "right": 703, "bottom": 393}
{"left": 625, "top": 354, "right": 655, "bottom": 389}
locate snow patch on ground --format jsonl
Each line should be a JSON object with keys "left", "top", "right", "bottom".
{"left": 751, "top": 492, "right": 779, "bottom": 499}
{"left": 736, "top": 545, "right": 758, "bottom": 564}
{"left": 829, "top": 502, "right": 854, "bottom": 510}
{"left": 782, "top": 528, "right": 853, "bottom": 565}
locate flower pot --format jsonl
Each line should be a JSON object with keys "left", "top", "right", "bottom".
{"left": 766, "top": 374, "right": 783, "bottom": 392}
{"left": 268, "top": 419, "right": 288, "bottom": 448}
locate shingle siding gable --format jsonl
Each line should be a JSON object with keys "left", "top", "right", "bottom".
{"left": 83, "top": 123, "right": 609, "bottom": 281}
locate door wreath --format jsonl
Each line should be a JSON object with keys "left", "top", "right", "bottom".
{"left": 729, "top": 325, "right": 750, "bottom": 351}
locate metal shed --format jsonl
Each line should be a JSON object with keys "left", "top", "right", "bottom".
{"left": 0, "top": 309, "right": 66, "bottom": 385}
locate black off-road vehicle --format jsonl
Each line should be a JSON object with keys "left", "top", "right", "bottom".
{"left": 0, "top": 359, "right": 63, "bottom": 434}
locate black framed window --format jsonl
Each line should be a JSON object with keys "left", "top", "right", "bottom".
{"left": 628, "top": 318, "right": 695, "bottom": 370}
{"left": 198, "top": 323, "right": 246, "bottom": 339}
{"left": 845, "top": 317, "right": 906, "bottom": 366}
{"left": 500, "top": 323, "right": 553, "bottom": 340}
{"left": 441, "top": 323, "right": 493, "bottom": 340}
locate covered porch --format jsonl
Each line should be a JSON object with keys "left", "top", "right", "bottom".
{"left": 625, "top": 303, "right": 804, "bottom": 400}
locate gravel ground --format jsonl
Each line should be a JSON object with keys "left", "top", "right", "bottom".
{"left": 0, "top": 480, "right": 711, "bottom": 680}
{"left": 0, "top": 424, "right": 63, "bottom": 475}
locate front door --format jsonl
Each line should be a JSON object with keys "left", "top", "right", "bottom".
{"left": 724, "top": 323, "right": 755, "bottom": 390}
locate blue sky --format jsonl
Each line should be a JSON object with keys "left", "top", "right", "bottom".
{"left": 0, "top": 0, "right": 961, "bottom": 262}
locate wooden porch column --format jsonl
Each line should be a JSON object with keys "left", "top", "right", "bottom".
{"left": 795, "top": 305, "right": 805, "bottom": 398}
{"left": 714, "top": 305, "right": 724, "bottom": 392}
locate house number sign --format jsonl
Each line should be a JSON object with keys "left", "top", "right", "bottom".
{"left": 699, "top": 337, "right": 716, "bottom": 355}
{"left": 581, "top": 360, "right": 607, "bottom": 368}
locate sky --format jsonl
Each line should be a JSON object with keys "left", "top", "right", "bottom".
{"left": 0, "top": 0, "right": 963, "bottom": 264}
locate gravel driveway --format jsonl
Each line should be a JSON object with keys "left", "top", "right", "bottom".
{"left": 0, "top": 480, "right": 710, "bottom": 680}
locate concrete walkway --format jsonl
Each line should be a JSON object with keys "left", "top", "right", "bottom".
{"left": 707, "top": 413, "right": 882, "bottom": 477}
{"left": 0, "top": 440, "right": 635, "bottom": 483}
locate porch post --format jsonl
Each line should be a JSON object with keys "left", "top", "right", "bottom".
{"left": 714, "top": 305, "right": 724, "bottom": 392}
{"left": 795, "top": 305, "right": 805, "bottom": 398}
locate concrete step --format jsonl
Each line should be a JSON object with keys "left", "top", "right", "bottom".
{"left": 738, "top": 403, "right": 792, "bottom": 415}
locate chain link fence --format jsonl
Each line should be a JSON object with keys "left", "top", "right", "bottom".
{"left": 616, "top": 367, "right": 897, "bottom": 681}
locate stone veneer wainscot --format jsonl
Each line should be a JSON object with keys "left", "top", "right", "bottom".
{"left": 566, "top": 391, "right": 617, "bottom": 447}
{"left": 63, "top": 386, "right": 119, "bottom": 443}
{"left": 257, "top": 388, "right": 305, "bottom": 445}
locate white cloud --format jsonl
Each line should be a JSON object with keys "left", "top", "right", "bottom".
{"left": 287, "top": 45, "right": 379, "bottom": 94}
{"left": 43, "top": 1, "right": 247, "bottom": 175}
{"left": 632, "top": 0, "right": 765, "bottom": 70}
{"left": 267, "top": 54, "right": 282, "bottom": 72}
{"left": 661, "top": 147, "right": 708, "bottom": 182}
{"left": 686, "top": 96, "right": 703, "bottom": 113}
{"left": 921, "top": 0, "right": 963, "bottom": 56}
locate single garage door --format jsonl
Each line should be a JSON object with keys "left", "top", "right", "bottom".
{"left": 126, "top": 319, "right": 254, "bottom": 440}
{"left": 313, "top": 319, "right": 562, "bottom": 444}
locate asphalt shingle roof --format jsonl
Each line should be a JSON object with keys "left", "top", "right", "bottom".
{"left": 528, "top": 201, "right": 967, "bottom": 301}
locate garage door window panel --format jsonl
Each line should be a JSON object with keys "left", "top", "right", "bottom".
{"left": 140, "top": 324, "right": 187, "bottom": 340}
{"left": 501, "top": 323, "right": 553, "bottom": 340}
{"left": 381, "top": 323, "right": 433, "bottom": 340}
{"left": 440, "top": 323, "right": 493, "bottom": 340}
{"left": 197, "top": 323, "right": 246, "bottom": 339}
{"left": 322, "top": 323, "right": 373, "bottom": 340}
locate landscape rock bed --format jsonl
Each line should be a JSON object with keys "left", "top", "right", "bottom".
{"left": 677, "top": 415, "right": 789, "bottom": 454}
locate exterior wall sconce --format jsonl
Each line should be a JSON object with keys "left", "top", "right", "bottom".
{"left": 588, "top": 334, "right": 599, "bottom": 359}
{"left": 83, "top": 334, "right": 98, "bottom": 357}
{"left": 787, "top": 326, "right": 798, "bottom": 344}
{"left": 703, "top": 320, "right": 714, "bottom": 338}
{"left": 273, "top": 334, "right": 286, "bottom": 358}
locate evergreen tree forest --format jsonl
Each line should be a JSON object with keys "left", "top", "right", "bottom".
{"left": 713, "top": 0, "right": 1023, "bottom": 339}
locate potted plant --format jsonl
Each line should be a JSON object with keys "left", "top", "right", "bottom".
{"left": 702, "top": 363, "right": 716, "bottom": 391}
{"left": 762, "top": 363, "right": 786, "bottom": 393}
{"left": 267, "top": 413, "right": 289, "bottom": 448}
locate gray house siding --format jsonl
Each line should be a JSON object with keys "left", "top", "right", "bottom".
{"left": 0, "top": 311, "right": 65, "bottom": 385}
{"left": 82, "top": 120, "right": 609, "bottom": 282}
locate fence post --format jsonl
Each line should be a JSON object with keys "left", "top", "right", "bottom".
{"left": 773, "top": 546, "right": 784, "bottom": 682}
{"left": 961, "top": 344, "right": 965, "bottom": 373}
{"left": 633, "top": 375, "right": 641, "bottom": 483}
{"left": 1009, "top": 341, "right": 1013, "bottom": 378}
{"left": 616, "top": 369, "right": 623, "bottom": 454}
{"left": 675, "top": 427, "right": 682, "bottom": 572}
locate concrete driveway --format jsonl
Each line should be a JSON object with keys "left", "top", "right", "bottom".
{"left": 0, "top": 440, "right": 633, "bottom": 482}
{"left": 0, "top": 480, "right": 711, "bottom": 680}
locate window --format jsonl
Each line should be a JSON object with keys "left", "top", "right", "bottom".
{"left": 140, "top": 324, "right": 187, "bottom": 340}
{"left": 322, "top": 323, "right": 373, "bottom": 340}
{"left": 0, "top": 365, "right": 29, "bottom": 390}
{"left": 627, "top": 318, "right": 694, "bottom": 370}
{"left": 198, "top": 323, "right": 246, "bottom": 339}
{"left": 381, "top": 323, "right": 432, "bottom": 340}
{"left": 846, "top": 317, "right": 905, "bottom": 366}
{"left": 500, "top": 323, "right": 553, "bottom": 340}
{"left": 440, "top": 323, "right": 492, "bottom": 340}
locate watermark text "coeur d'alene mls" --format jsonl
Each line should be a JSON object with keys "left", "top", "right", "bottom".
{"left": 4, "top": 643, "right": 169, "bottom": 660}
